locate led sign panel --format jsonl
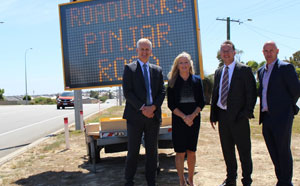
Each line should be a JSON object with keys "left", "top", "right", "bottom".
{"left": 59, "top": 0, "right": 203, "bottom": 89}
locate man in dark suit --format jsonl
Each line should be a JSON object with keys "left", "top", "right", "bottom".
{"left": 122, "top": 38, "right": 165, "bottom": 186}
{"left": 258, "top": 41, "right": 300, "bottom": 186}
{"left": 210, "top": 41, "right": 257, "bottom": 186}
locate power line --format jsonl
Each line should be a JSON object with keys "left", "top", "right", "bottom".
{"left": 241, "top": 0, "right": 300, "bottom": 18}
{"left": 243, "top": 24, "right": 298, "bottom": 51}
{"left": 243, "top": 23, "right": 300, "bottom": 40}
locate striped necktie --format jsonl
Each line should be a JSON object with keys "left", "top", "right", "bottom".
{"left": 221, "top": 66, "right": 229, "bottom": 107}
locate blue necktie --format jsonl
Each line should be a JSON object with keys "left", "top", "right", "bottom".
{"left": 143, "top": 64, "right": 151, "bottom": 105}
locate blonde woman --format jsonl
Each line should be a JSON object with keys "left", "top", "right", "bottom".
{"left": 167, "top": 52, "right": 205, "bottom": 186}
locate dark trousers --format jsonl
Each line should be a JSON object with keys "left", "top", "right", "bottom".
{"left": 262, "top": 112, "right": 293, "bottom": 186}
{"left": 218, "top": 109, "right": 253, "bottom": 185}
{"left": 124, "top": 117, "right": 160, "bottom": 186}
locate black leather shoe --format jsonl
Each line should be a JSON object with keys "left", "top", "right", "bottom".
{"left": 219, "top": 180, "right": 237, "bottom": 186}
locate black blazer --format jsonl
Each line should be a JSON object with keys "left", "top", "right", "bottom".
{"left": 122, "top": 60, "right": 165, "bottom": 121}
{"left": 257, "top": 60, "right": 300, "bottom": 124}
{"left": 210, "top": 62, "right": 257, "bottom": 122}
{"left": 167, "top": 75, "right": 205, "bottom": 112}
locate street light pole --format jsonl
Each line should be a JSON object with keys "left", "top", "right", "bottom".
{"left": 25, "top": 48, "right": 33, "bottom": 105}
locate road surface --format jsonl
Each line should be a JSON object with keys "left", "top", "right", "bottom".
{"left": 0, "top": 99, "right": 117, "bottom": 159}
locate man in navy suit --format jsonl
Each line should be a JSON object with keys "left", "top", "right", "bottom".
{"left": 122, "top": 38, "right": 165, "bottom": 186}
{"left": 210, "top": 41, "right": 257, "bottom": 186}
{"left": 258, "top": 41, "right": 300, "bottom": 186}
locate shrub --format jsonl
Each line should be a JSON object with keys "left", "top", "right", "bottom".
{"left": 33, "top": 97, "right": 56, "bottom": 105}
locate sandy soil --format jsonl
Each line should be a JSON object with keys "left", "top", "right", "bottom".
{"left": 0, "top": 111, "right": 299, "bottom": 186}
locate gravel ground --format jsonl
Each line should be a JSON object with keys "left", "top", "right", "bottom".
{"left": 0, "top": 110, "right": 299, "bottom": 186}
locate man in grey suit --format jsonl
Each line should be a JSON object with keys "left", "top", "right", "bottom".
{"left": 258, "top": 41, "right": 300, "bottom": 186}
{"left": 122, "top": 38, "right": 165, "bottom": 186}
{"left": 210, "top": 41, "right": 257, "bottom": 186}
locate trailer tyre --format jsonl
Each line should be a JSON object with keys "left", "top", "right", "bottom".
{"left": 88, "top": 140, "right": 101, "bottom": 163}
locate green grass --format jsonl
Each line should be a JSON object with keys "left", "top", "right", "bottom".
{"left": 41, "top": 130, "right": 84, "bottom": 152}
{"left": 250, "top": 105, "right": 300, "bottom": 136}
{"left": 85, "top": 105, "right": 125, "bottom": 123}
{"left": 70, "top": 130, "right": 83, "bottom": 136}
{"left": 292, "top": 113, "right": 300, "bottom": 134}
{"left": 42, "top": 133, "right": 65, "bottom": 152}
{"left": 203, "top": 105, "right": 300, "bottom": 137}
{"left": 83, "top": 103, "right": 300, "bottom": 136}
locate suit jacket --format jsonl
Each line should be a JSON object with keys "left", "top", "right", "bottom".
{"left": 258, "top": 60, "right": 300, "bottom": 124}
{"left": 167, "top": 75, "right": 205, "bottom": 112}
{"left": 210, "top": 62, "right": 257, "bottom": 122}
{"left": 122, "top": 60, "right": 165, "bottom": 121}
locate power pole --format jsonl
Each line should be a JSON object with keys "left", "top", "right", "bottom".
{"left": 216, "top": 17, "right": 245, "bottom": 40}
{"left": 71, "top": 0, "right": 83, "bottom": 131}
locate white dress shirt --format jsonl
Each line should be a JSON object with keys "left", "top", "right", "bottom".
{"left": 262, "top": 59, "right": 277, "bottom": 112}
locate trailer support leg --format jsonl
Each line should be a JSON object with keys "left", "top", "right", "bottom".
{"left": 90, "top": 136, "right": 96, "bottom": 173}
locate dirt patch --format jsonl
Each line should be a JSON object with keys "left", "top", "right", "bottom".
{"left": 0, "top": 113, "right": 299, "bottom": 185}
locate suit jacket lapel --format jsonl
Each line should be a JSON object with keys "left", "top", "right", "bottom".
{"left": 149, "top": 64, "right": 154, "bottom": 97}
{"left": 227, "top": 62, "right": 240, "bottom": 96}
{"left": 259, "top": 67, "right": 264, "bottom": 82}
{"left": 230, "top": 63, "right": 238, "bottom": 88}
{"left": 267, "top": 60, "right": 279, "bottom": 92}
{"left": 136, "top": 61, "right": 147, "bottom": 90}
{"left": 258, "top": 67, "right": 264, "bottom": 95}
{"left": 215, "top": 67, "right": 222, "bottom": 90}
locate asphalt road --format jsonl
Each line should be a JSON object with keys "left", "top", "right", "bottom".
{"left": 0, "top": 99, "right": 117, "bottom": 159}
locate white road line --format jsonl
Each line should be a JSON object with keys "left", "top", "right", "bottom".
{"left": 0, "top": 113, "right": 72, "bottom": 137}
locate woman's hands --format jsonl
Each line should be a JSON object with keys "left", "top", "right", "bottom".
{"left": 183, "top": 114, "right": 194, "bottom": 126}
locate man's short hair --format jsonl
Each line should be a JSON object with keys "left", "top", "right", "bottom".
{"left": 137, "top": 38, "right": 152, "bottom": 49}
{"left": 221, "top": 40, "right": 235, "bottom": 51}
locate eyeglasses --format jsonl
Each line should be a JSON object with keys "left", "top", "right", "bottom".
{"left": 221, "top": 49, "right": 233, "bottom": 53}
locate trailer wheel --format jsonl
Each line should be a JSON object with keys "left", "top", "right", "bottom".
{"left": 88, "top": 139, "right": 101, "bottom": 163}
{"left": 88, "top": 137, "right": 102, "bottom": 173}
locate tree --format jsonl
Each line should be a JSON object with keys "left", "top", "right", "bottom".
{"left": 246, "top": 60, "right": 258, "bottom": 74}
{"left": 292, "top": 51, "right": 300, "bottom": 64}
{"left": 0, "top": 89, "right": 4, "bottom": 100}
{"left": 90, "top": 90, "right": 99, "bottom": 99}
{"left": 258, "top": 61, "right": 266, "bottom": 69}
{"left": 288, "top": 50, "right": 300, "bottom": 68}
{"left": 99, "top": 95, "right": 108, "bottom": 102}
{"left": 108, "top": 91, "right": 113, "bottom": 99}
{"left": 202, "top": 74, "right": 214, "bottom": 104}
{"left": 23, "top": 95, "right": 31, "bottom": 101}
{"left": 296, "top": 68, "right": 300, "bottom": 79}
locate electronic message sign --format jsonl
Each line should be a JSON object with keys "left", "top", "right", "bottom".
{"left": 59, "top": 0, "right": 203, "bottom": 89}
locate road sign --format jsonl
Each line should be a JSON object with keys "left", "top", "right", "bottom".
{"left": 59, "top": 0, "right": 203, "bottom": 89}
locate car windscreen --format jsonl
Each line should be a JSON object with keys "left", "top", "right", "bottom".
{"left": 61, "top": 92, "right": 74, "bottom": 97}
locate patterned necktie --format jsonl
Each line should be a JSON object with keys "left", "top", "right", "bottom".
{"left": 221, "top": 66, "right": 229, "bottom": 107}
{"left": 143, "top": 64, "right": 151, "bottom": 105}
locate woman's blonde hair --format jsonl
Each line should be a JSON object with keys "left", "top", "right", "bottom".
{"left": 167, "top": 52, "right": 195, "bottom": 88}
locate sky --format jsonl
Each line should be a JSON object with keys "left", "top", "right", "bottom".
{"left": 0, "top": 0, "right": 299, "bottom": 96}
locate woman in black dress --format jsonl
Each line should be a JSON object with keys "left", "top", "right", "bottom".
{"left": 167, "top": 52, "right": 205, "bottom": 186}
